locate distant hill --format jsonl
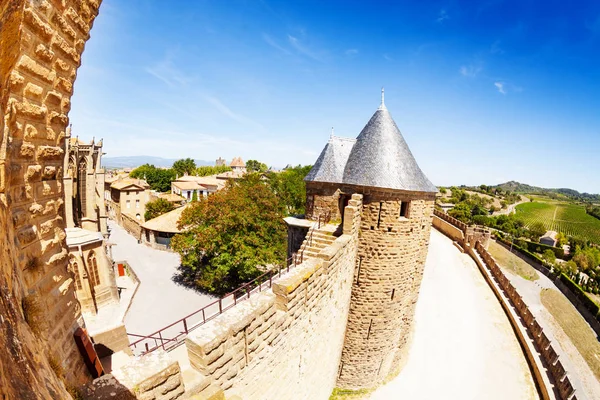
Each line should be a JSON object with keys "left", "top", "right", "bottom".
{"left": 102, "top": 156, "right": 214, "bottom": 169}
{"left": 490, "top": 181, "right": 600, "bottom": 202}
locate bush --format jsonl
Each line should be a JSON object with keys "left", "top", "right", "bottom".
{"left": 523, "top": 239, "right": 565, "bottom": 259}
{"left": 559, "top": 273, "right": 600, "bottom": 317}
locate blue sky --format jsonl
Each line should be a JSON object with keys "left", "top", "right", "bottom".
{"left": 70, "top": 0, "right": 600, "bottom": 193}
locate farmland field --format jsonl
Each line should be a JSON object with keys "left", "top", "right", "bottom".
{"left": 515, "top": 200, "right": 600, "bottom": 244}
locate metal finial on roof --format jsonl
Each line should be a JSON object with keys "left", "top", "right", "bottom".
{"left": 329, "top": 127, "right": 334, "bottom": 141}
{"left": 379, "top": 87, "right": 386, "bottom": 110}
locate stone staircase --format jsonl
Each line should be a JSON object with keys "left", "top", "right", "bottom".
{"left": 295, "top": 224, "right": 338, "bottom": 261}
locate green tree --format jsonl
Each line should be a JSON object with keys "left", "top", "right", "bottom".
{"left": 171, "top": 174, "right": 287, "bottom": 295}
{"left": 266, "top": 165, "right": 312, "bottom": 215}
{"left": 191, "top": 190, "right": 198, "bottom": 202}
{"left": 564, "top": 260, "right": 578, "bottom": 275}
{"left": 528, "top": 222, "right": 547, "bottom": 240}
{"left": 130, "top": 164, "right": 176, "bottom": 192}
{"left": 542, "top": 249, "right": 556, "bottom": 264}
{"left": 246, "top": 159, "right": 268, "bottom": 173}
{"left": 196, "top": 165, "right": 232, "bottom": 177}
{"left": 172, "top": 158, "right": 197, "bottom": 177}
{"left": 556, "top": 232, "right": 568, "bottom": 247}
{"left": 144, "top": 198, "right": 175, "bottom": 221}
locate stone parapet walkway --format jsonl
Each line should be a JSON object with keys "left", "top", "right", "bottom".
{"left": 370, "top": 229, "right": 538, "bottom": 400}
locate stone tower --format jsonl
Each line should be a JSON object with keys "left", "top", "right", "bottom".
{"left": 304, "top": 91, "right": 437, "bottom": 389}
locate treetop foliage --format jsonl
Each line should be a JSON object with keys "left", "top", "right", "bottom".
{"left": 130, "top": 164, "right": 175, "bottom": 192}
{"left": 145, "top": 198, "right": 175, "bottom": 221}
{"left": 172, "top": 158, "right": 197, "bottom": 177}
{"left": 246, "top": 159, "right": 268, "bottom": 173}
{"left": 171, "top": 174, "right": 288, "bottom": 294}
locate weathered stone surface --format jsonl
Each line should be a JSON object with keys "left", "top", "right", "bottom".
{"left": 186, "top": 199, "right": 363, "bottom": 400}
{"left": 0, "top": 1, "right": 103, "bottom": 398}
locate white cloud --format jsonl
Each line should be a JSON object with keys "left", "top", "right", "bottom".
{"left": 459, "top": 63, "right": 482, "bottom": 77}
{"left": 383, "top": 53, "right": 393, "bottom": 61}
{"left": 287, "top": 35, "right": 325, "bottom": 62}
{"left": 205, "top": 96, "right": 264, "bottom": 130}
{"left": 494, "top": 82, "right": 506, "bottom": 94}
{"left": 437, "top": 9, "right": 449, "bottom": 23}
{"left": 145, "top": 56, "right": 194, "bottom": 87}
{"left": 262, "top": 33, "right": 291, "bottom": 55}
{"left": 345, "top": 48, "right": 359, "bottom": 56}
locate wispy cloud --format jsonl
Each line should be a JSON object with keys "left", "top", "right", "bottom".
{"left": 345, "top": 48, "right": 359, "bottom": 56}
{"left": 494, "top": 82, "right": 506, "bottom": 94}
{"left": 205, "top": 96, "right": 264, "bottom": 130}
{"left": 437, "top": 9, "right": 449, "bottom": 23}
{"left": 383, "top": 53, "right": 393, "bottom": 61}
{"left": 287, "top": 35, "right": 325, "bottom": 62}
{"left": 490, "top": 40, "right": 504, "bottom": 55}
{"left": 459, "top": 63, "right": 483, "bottom": 77}
{"left": 262, "top": 33, "right": 291, "bottom": 55}
{"left": 146, "top": 56, "right": 194, "bottom": 87}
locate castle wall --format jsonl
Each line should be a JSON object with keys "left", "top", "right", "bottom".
{"left": 337, "top": 187, "right": 436, "bottom": 389}
{"left": 0, "top": 0, "right": 102, "bottom": 396}
{"left": 185, "top": 195, "right": 363, "bottom": 400}
{"left": 432, "top": 214, "right": 465, "bottom": 243}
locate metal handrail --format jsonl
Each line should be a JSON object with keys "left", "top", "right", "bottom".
{"left": 127, "top": 213, "right": 333, "bottom": 355}
{"left": 128, "top": 254, "right": 300, "bottom": 355}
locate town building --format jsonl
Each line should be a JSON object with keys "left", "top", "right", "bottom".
{"left": 215, "top": 157, "right": 227, "bottom": 167}
{"left": 140, "top": 205, "right": 188, "bottom": 250}
{"left": 105, "top": 177, "right": 151, "bottom": 237}
{"left": 300, "top": 89, "right": 437, "bottom": 389}
{"left": 540, "top": 230, "right": 558, "bottom": 247}
{"left": 63, "top": 131, "right": 118, "bottom": 315}
{"left": 171, "top": 175, "right": 226, "bottom": 201}
{"left": 230, "top": 156, "right": 246, "bottom": 173}
{"left": 150, "top": 191, "right": 186, "bottom": 206}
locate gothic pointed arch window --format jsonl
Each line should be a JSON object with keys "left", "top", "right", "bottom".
{"left": 77, "top": 156, "right": 88, "bottom": 223}
{"left": 69, "top": 257, "right": 82, "bottom": 291}
{"left": 87, "top": 251, "right": 101, "bottom": 287}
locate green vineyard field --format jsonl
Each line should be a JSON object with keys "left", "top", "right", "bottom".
{"left": 515, "top": 201, "right": 600, "bottom": 244}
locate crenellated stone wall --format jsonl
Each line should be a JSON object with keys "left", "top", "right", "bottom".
{"left": 184, "top": 195, "right": 363, "bottom": 400}
{"left": 0, "top": 0, "right": 102, "bottom": 396}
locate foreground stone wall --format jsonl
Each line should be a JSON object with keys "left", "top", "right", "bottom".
{"left": 185, "top": 195, "right": 363, "bottom": 400}
{"left": 83, "top": 350, "right": 184, "bottom": 400}
{"left": 0, "top": 0, "right": 101, "bottom": 397}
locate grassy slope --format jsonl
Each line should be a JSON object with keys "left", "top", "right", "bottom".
{"left": 516, "top": 199, "right": 600, "bottom": 243}
{"left": 488, "top": 241, "right": 540, "bottom": 281}
{"left": 540, "top": 289, "right": 600, "bottom": 381}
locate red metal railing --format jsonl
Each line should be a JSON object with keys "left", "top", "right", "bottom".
{"left": 127, "top": 215, "right": 330, "bottom": 355}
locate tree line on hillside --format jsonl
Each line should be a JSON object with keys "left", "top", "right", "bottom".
{"left": 586, "top": 205, "right": 600, "bottom": 221}
{"left": 489, "top": 181, "right": 600, "bottom": 203}
{"left": 130, "top": 158, "right": 233, "bottom": 192}
{"left": 171, "top": 165, "right": 311, "bottom": 295}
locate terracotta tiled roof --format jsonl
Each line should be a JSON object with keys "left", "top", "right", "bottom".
{"left": 111, "top": 178, "right": 149, "bottom": 191}
{"left": 172, "top": 181, "right": 205, "bottom": 191}
{"left": 142, "top": 205, "right": 188, "bottom": 233}
{"left": 230, "top": 157, "right": 245, "bottom": 167}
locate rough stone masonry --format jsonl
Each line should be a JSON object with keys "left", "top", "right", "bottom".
{"left": 0, "top": 0, "right": 102, "bottom": 397}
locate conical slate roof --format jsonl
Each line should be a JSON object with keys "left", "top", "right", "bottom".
{"left": 305, "top": 135, "right": 356, "bottom": 184}
{"left": 342, "top": 103, "right": 436, "bottom": 192}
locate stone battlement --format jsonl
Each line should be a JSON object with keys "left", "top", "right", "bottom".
{"left": 182, "top": 195, "right": 363, "bottom": 399}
